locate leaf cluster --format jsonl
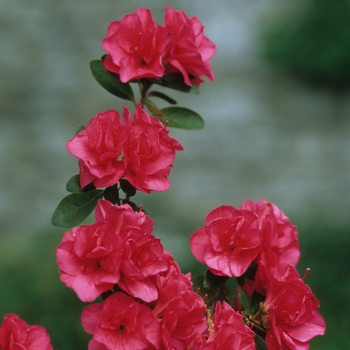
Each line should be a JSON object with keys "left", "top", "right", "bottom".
{"left": 90, "top": 59, "right": 204, "bottom": 129}
{"left": 52, "top": 175, "right": 142, "bottom": 227}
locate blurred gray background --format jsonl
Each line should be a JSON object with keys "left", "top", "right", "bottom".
{"left": 1, "top": 0, "right": 350, "bottom": 252}
{"left": 1, "top": 1, "right": 350, "bottom": 348}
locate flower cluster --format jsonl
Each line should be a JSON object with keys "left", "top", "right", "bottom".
{"left": 256, "top": 265, "right": 326, "bottom": 350}
{"left": 190, "top": 200, "right": 300, "bottom": 280}
{"left": 57, "top": 200, "right": 207, "bottom": 349}
{"left": 190, "top": 199, "right": 326, "bottom": 349}
{"left": 49, "top": 6, "right": 326, "bottom": 350}
{"left": 55, "top": 9, "right": 216, "bottom": 347}
{"left": 55, "top": 197, "right": 326, "bottom": 349}
{"left": 0, "top": 314, "right": 53, "bottom": 350}
{"left": 65, "top": 6, "right": 216, "bottom": 194}
{"left": 0, "top": 4, "right": 326, "bottom": 350}
{"left": 186, "top": 301, "right": 257, "bottom": 350}
{"left": 67, "top": 104, "right": 183, "bottom": 192}
{"left": 102, "top": 7, "right": 216, "bottom": 86}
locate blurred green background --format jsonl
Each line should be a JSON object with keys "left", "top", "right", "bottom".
{"left": 1, "top": 0, "right": 350, "bottom": 349}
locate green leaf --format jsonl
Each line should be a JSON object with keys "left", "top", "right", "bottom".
{"left": 203, "top": 270, "right": 228, "bottom": 291}
{"left": 147, "top": 91, "right": 177, "bottom": 105}
{"left": 191, "top": 275, "right": 210, "bottom": 298}
{"left": 191, "top": 275, "right": 205, "bottom": 291}
{"left": 158, "top": 107, "right": 204, "bottom": 129}
{"left": 254, "top": 335, "right": 268, "bottom": 350}
{"left": 238, "top": 289, "right": 252, "bottom": 312}
{"left": 65, "top": 175, "right": 82, "bottom": 194}
{"left": 51, "top": 190, "right": 104, "bottom": 227}
{"left": 103, "top": 185, "right": 119, "bottom": 204}
{"left": 143, "top": 98, "right": 163, "bottom": 117}
{"left": 152, "top": 73, "right": 200, "bottom": 94}
{"left": 75, "top": 125, "right": 85, "bottom": 135}
{"left": 90, "top": 60, "right": 135, "bottom": 102}
{"left": 120, "top": 178, "right": 136, "bottom": 197}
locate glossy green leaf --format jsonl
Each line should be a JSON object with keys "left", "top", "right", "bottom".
{"left": 191, "top": 275, "right": 204, "bottom": 291}
{"left": 51, "top": 190, "right": 104, "bottom": 227}
{"left": 203, "top": 269, "right": 228, "bottom": 291}
{"left": 75, "top": 125, "right": 85, "bottom": 135}
{"left": 103, "top": 185, "right": 119, "bottom": 205}
{"left": 147, "top": 91, "right": 177, "bottom": 105}
{"left": 152, "top": 73, "right": 200, "bottom": 94}
{"left": 120, "top": 178, "right": 136, "bottom": 197}
{"left": 143, "top": 98, "right": 163, "bottom": 117}
{"left": 191, "top": 275, "right": 210, "bottom": 298}
{"left": 90, "top": 60, "right": 135, "bottom": 102}
{"left": 254, "top": 335, "right": 268, "bottom": 350}
{"left": 238, "top": 289, "right": 252, "bottom": 312}
{"left": 65, "top": 175, "right": 82, "bottom": 194}
{"left": 158, "top": 107, "right": 204, "bottom": 129}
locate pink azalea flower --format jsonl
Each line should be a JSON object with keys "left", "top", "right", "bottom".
{"left": 188, "top": 302, "right": 256, "bottom": 350}
{"left": 190, "top": 205, "right": 262, "bottom": 277}
{"left": 117, "top": 227, "right": 170, "bottom": 302}
{"left": 56, "top": 221, "right": 123, "bottom": 302}
{"left": 102, "top": 8, "right": 171, "bottom": 83}
{"left": 255, "top": 265, "right": 326, "bottom": 350}
{"left": 241, "top": 199, "right": 300, "bottom": 280}
{"left": 0, "top": 314, "right": 53, "bottom": 350}
{"left": 66, "top": 108, "right": 130, "bottom": 189}
{"left": 94, "top": 200, "right": 174, "bottom": 302}
{"left": 123, "top": 105, "right": 183, "bottom": 193}
{"left": 95, "top": 200, "right": 154, "bottom": 236}
{"left": 153, "top": 268, "right": 207, "bottom": 349}
{"left": 163, "top": 7, "right": 216, "bottom": 86}
{"left": 82, "top": 292, "right": 160, "bottom": 350}
{"left": 209, "top": 302, "right": 256, "bottom": 350}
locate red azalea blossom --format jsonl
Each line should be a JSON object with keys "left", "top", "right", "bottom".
{"left": 95, "top": 200, "right": 154, "bottom": 235}
{"left": 66, "top": 108, "right": 130, "bottom": 189}
{"left": 102, "top": 8, "right": 171, "bottom": 82}
{"left": 123, "top": 104, "right": 183, "bottom": 193}
{"left": 153, "top": 268, "right": 207, "bottom": 349}
{"left": 82, "top": 292, "right": 160, "bottom": 350}
{"left": 56, "top": 221, "right": 123, "bottom": 302}
{"left": 0, "top": 314, "right": 53, "bottom": 350}
{"left": 117, "top": 226, "right": 170, "bottom": 302}
{"left": 254, "top": 265, "right": 326, "bottom": 350}
{"left": 241, "top": 199, "right": 300, "bottom": 280}
{"left": 187, "top": 302, "right": 256, "bottom": 350}
{"left": 206, "top": 302, "right": 256, "bottom": 350}
{"left": 96, "top": 200, "right": 172, "bottom": 302}
{"left": 190, "top": 205, "right": 262, "bottom": 277}
{"left": 163, "top": 7, "right": 216, "bottom": 86}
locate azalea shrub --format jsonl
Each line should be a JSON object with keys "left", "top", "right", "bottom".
{"left": 0, "top": 6, "right": 326, "bottom": 350}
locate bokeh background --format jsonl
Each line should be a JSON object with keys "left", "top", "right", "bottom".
{"left": 1, "top": 0, "right": 349, "bottom": 348}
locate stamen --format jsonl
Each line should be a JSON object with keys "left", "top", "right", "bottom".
{"left": 302, "top": 268, "right": 311, "bottom": 281}
{"left": 205, "top": 306, "right": 214, "bottom": 335}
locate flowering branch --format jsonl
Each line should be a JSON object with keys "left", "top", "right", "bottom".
{"left": 0, "top": 6, "right": 326, "bottom": 350}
